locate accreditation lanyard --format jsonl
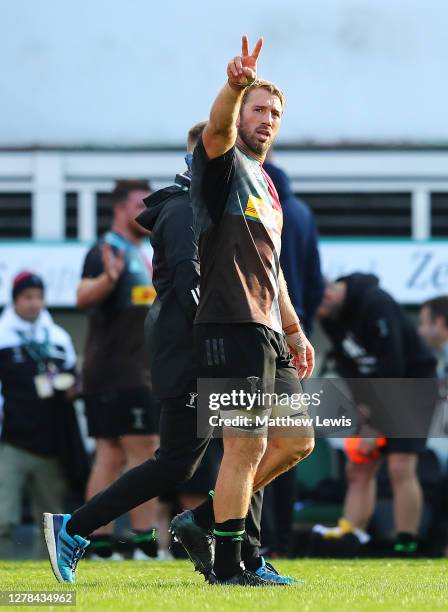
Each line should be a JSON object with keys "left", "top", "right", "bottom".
{"left": 15, "top": 328, "right": 66, "bottom": 399}
{"left": 16, "top": 328, "right": 54, "bottom": 374}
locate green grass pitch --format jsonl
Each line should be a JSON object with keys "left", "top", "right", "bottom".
{"left": 1, "top": 559, "right": 447, "bottom": 611}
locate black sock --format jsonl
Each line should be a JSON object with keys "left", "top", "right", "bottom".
{"left": 241, "top": 537, "right": 262, "bottom": 571}
{"left": 65, "top": 518, "right": 77, "bottom": 538}
{"left": 89, "top": 534, "right": 115, "bottom": 558}
{"left": 395, "top": 532, "right": 418, "bottom": 552}
{"left": 396, "top": 532, "right": 417, "bottom": 543}
{"left": 192, "top": 491, "right": 214, "bottom": 531}
{"left": 133, "top": 528, "right": 158, "bottom": 558}
{"left": 243, "top": 554, "right": 262, "bottom": 571}
{"left": 66, "top": 516, "right": 88, "bottom": 539}
{"left": 213, "top": 518, "right": 245, "bottom": 580}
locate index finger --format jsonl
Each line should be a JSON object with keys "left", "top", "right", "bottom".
{"left": 251, "top": 37, "right": 263, "bottom": 60}
{"left": 242, "top": 34, "right": 249, "bottom": 57}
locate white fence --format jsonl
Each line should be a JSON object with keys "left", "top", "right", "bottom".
{"left": 1, "top": 148, "right": 448, "bottom": 240}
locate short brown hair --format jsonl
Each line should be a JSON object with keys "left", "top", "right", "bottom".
{"left": 111, "top": 179, "right": 152, "bottom": 206}
{"left": 423, "top": 296, "right": 448, "bottom": 327}
{"left": 241, "top": 79, "right": 286, "bottom": 111}
{"left": 187, "top": 121, "right": 207, "bottom": 150}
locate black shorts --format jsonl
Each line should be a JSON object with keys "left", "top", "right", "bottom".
{"left": 84, "top": 386, "right": 159, "bottom": 438}
{"left": 195, "top": 322, "right": 300, "bottom": 386}
{"left": 384, "top": 438, "right": 426, "bottom": 455}
{"left": 194, "top": 323, "right": 309, "bottom": 432}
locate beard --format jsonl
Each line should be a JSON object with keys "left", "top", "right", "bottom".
{"left": 129, "top": 218, "right": 150, "bottom": 238}
{"left": 238, "top": 124, "right": 272, "bottom": 157}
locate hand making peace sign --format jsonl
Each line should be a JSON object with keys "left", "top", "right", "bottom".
{"left": 227, "top": 35, "right": 263, "bottom": 90}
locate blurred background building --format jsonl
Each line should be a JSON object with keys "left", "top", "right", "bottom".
{"left": 1, "top": 0, "right": 447, "bottom": 324}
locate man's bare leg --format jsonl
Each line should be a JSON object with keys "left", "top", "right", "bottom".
{"left": 252, "top": 426, "right": 314, "bottom": 492}
{"left": 343, "top": 460, "right": 380, "bottom": 530}
{"left": 388, "top": 453, "right": 421, "bottom": 535}
{"left": 191, "top": 428, "right": 314, "bottom": 532}
{"left": 212, "top": 433, "right": 267, "bottom": 579}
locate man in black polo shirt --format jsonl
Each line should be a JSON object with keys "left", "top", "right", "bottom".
{"left": 77, "top": 180, "right": 160, "bottom": 560}
{"left": 190, "top": 35, "right": 315, "bottom": 585}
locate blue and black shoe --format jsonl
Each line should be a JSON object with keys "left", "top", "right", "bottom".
{"left": 43, "top": 513, "right": 90, "bottom": 583}
{"left": 255, "top": 557, "right": 303, "bottom": 584}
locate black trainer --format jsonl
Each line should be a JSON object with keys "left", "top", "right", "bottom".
{"left": 170, "top": 510, "right": 214, "bottom": 576}
{"left": 207, "top": 569, "right": 275, "bottom": 587}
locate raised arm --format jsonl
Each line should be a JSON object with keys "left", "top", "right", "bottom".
{"left": 202, "top": 35, "right": 263, "bottom": 160}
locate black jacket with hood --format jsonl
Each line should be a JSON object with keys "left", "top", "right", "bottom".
{"left": 321, "top": 273, "right": 436, "bottom": 379}
{"left": 136, "top": 172, "right": 200, "bottom": 399}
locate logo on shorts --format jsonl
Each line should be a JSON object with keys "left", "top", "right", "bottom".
{"left": 246, "top": 376, "right": 261, "bottom": 394}
{"left": 131, "top": 407, "right": 146, "bottom": 430}
{"left": 186, "top": 392, "right": 198, "bottom": 409}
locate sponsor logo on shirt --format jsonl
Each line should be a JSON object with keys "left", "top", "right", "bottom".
{"left": 131, "top": 285, "right": 157, "bottom": 305}
{"left": 244, "top": 194, "right": 283, "bottom": 235}
{"left": 244, "top": 195, "right": 262, "bottom": 219}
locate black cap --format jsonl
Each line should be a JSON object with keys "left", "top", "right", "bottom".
{"left": 12, "top": 271, "right": 44, "bottom": 301}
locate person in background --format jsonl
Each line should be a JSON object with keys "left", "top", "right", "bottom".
{"left": 418, "top": 296, "right": 448, "bottom": 379}
{"left": 0, "top": 272, "right": 76, "bottom": 558}
{"left": 317, "top": 273, "right": 437, "bottom": 556}
{"left": 77, "top": 180, "right": 162, "bottom": 560}
{"left": 261, "top": 161, "right": 324, "bottom": 557}
{"left": 418, "top": 297, "right": 448, "bottom": 549}
{"left": 264, "top": 162, "right": 324, "bottom": 336}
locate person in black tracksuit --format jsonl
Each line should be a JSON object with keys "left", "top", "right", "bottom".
{"left": 61, "top": 123, "right": 267, "bottom": 576}
{"left": 318, "top": 273, "right": 437, "bottom": 554}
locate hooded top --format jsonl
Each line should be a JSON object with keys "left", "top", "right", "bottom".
{"left": 136, "top": 172, "right": 200, "bottom": 399}
{"left": 264, "top": 162, "right": 324, "bottom": 334}
{"left": 321, "top": 273, "right": 436, "bottom": 378}
{"left": 0, "top": 306, "right": 76, "bottom": 455}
